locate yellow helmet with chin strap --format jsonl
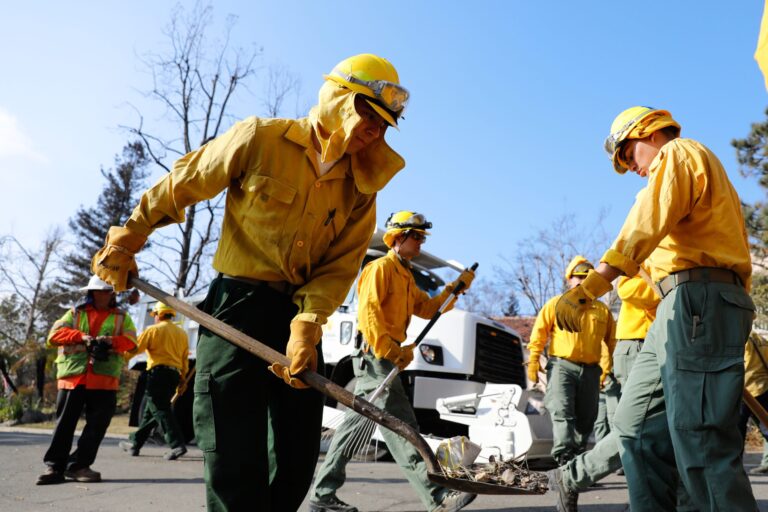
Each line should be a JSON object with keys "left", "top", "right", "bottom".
{"left": 324, "top": 54, "right": 409, "bottom": 128}
{"left": 383, "top": 211, "right": 432, "bottom": 247}
{"left": 604, "top": 106, "right": 680, "bottom": 174}
{"left": 150, "top": 302, "right": 176, "bottom": 318}
{"left": 565, "top": 255, "right": 593, "bottom": 280}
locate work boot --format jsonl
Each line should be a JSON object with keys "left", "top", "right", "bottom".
{"left": 750, "top": 465, "right": 768, "bottom": 475}
{"left": 64, "top": 467, "right": 101, "bottom": 483}
{"left": 119, "top": 440, "right": 140, "bottom": 456}
{"left": 308, "top": 496, "right": 359, "bottom": 512}
{"left": 434, "top": 490, "right": 477, "bottom": 512}
{"left": 163, "top": 445, "right": 187, "bottom": 460}
{"left": 36, "top": 467, "right": 65, "bottom": 485}
{"left": 547, "top": 467, "right": 578, "bottom": 512}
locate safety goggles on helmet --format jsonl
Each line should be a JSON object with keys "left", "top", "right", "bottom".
{"left": 386, "top": 212, "right": 432, "bottom": 231}
{"left": 603, "top": 106, "right": 655, "bottom": 157}
{"left": 570, "top": 263, "right": 593, "bottom": 277}
{"left": 331, "top": 69, "right": 410, "bottom": 113}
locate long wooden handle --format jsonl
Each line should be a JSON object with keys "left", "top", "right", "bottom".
{"left": 743, "top": 388, "right": 768, "bottom": 430}
{"left": 129, "top": 276, "right": 441, "bottom": 474}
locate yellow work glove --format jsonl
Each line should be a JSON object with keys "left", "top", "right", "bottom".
{"left": 393, "top": 344, "right": 414, "bottom": 371}
{"left": 448, "top": 268, "right": 476, "bottom": 295}
{"left": 527, "top": 357, "right": 540, "bottom": 384}
{"left": 92, "top": 226, "right": 148, "bottom": 292}
{"left": 269, "top": 320, "right": 322, "bottom": 389}
{"left": 555, "top": 269, "right": 613, "bottom": 333}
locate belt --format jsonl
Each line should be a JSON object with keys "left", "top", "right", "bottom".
{"left": 617, "top": 338, "right": 645, "bottom": 343}
{"left": 549, "top": 356, "right": 599, "bottom": 368}
{"left": 219, "top": 273, "right": 298, "bottom": 296}
{"left": 656, "top": 267, "right": 741, "bottom": 299}
{"left": 149, "top": 364, "right": 180, "bottom": 373}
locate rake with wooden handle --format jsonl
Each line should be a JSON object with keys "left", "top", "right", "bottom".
{"left": 129, "top": 274, "right": 536, "bottom": 495}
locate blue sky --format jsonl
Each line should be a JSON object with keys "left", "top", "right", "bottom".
{"left": 1, "top": 1, "right": 767, "bottom": 292}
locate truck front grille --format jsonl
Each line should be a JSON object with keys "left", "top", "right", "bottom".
{"left": 474, "top": 324, "right": 526, "bottom": 387}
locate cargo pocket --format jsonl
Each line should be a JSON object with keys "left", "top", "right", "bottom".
{"left": 672, "top": 355, "right": 743, "bottom": 430}
{"left": 193, "top": 373, "right": 216, "bottom": 452}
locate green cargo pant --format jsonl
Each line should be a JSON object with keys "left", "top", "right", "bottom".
{"left": 193, "top": 276, "right": 325, "bottom": 512}
{"left": 593, "top": 375, "right": 620, "bottom": 442}
{"left": 562, "top": 339, "right": 641, "bottom": 490}
{"left": 544, "top": 357, "right": 601, "bottom": 463}
{"left": 612, "top": 280, "right": 756, "bottom": 512}
{"left": 312, "top": 350, "right": 447, "bottom": 511}
{"left": 130, "top": 365, "right": 184, "bottom": 450}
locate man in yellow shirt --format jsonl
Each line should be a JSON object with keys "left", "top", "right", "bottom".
{"left": 549, "top": 273, "right": 660, "bottom": 511}
{"left": 740, "top": 332, "right": 768, "bottom": 465}
{"left": 310, "top": 211, "right": 476, "bottom": 512}
{"left": 527, "top": 256, "right": 616, "bottom": 466}
{"left": 119, "top": 302, "right": 189, "bottom": 460}
{"left": 91, "top": 54, "right": 408, "bottom": 511}
{"left": 554, "top": 107, "right": 756, "bottom": 511}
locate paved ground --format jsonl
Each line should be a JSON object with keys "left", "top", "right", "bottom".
{"left": 3, "top": 426, "right": 768, "bottom": 511}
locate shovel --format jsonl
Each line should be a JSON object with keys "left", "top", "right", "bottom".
{"left": 129, "top": 276, "right": 539, "bottom": 495}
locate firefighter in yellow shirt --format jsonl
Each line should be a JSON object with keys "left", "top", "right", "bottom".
{"left": 740, "top": 332, "right": 768, "bottom": 466}
{"left": 310, "top": 211, "right": 476, "bottom": 512}
{"left": 528, "top": 256, "right": 616, "bottom": 466}
{"left": 554, "top": 107, "right": 756, "bottom": 511}
{"left": 119, "top": 302, "right": 189, "bottom": 460}
{"left": 92, "top": 54, "right": 408, "bottom": 511}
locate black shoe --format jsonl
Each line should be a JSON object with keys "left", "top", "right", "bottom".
{"left": 64, "top": 466, "right": 101, "bottom": 483}
{"left": 434, "top": 490, "right": 477, "bottom": 512}
{"left": 163, "top": 446, "right": 187, "bottom": 460}
{"left": 615, "top": 467, "right": 625, "bottom": 476}
{"left": 119, "top": 440, "right": 139, "bottom": 456}
{"left": 308, "top": 496, "right": 359, "bottom": 512}
{"left": 36, "top": 468, "right": 65, "bottom": 485}
{"left": 547, "top": 468, "right": 578, "bottom": 512}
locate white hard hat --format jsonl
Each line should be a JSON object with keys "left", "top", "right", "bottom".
{"left": 80, "top": 275, "right": 114, "bottom": 292}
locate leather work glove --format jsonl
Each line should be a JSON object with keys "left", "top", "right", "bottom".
{"left": 269, "top": 320, "right": 322, "bottom": 389}
{"left": 448, "top": 268, "right": 476, "bottom": 295}
{"left": 393, "top": 344, "right": 415, "bottom": 370}
{"left": 527, "top": 357, "right": 540, "bottom": 384}
{"left": 92, "top": 226, "right": 148, "bottom": 292}
{"left": 555, "top": 269, "right": 613, "bottom": 332}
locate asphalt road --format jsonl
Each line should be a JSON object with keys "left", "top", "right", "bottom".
{"left": 3, "top": 426, "right": 768, "bottom": 511}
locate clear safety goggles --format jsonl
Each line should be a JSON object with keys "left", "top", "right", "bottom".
{"left": 603, "top": 109, "right": 655, "bottom": 157}
{"left": 388, "top": 212, "right": 432, "bottom": 231}
{"left": 332, "top": 69, "right": 410, "bottom": 112}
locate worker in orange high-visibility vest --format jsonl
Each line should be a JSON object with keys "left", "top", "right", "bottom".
{"left": 37, "top": 275, "right": 137, "bottom": 485}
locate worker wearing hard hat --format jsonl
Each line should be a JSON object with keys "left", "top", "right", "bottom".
{"left": 119, "top": 302, "right": 189, "bottom": 460}
{"left": 37, "top": 276, "right": 137, "bottom": 485}
{"left": 553, "top": 107, "right": 755, "bottom": 511}
{"left": 527, "top": 256, "right": 616, "bottom": 468}
{"left": 91, "top": 53, "right": 407, "bottom": 511}
{"left": 310, "top": 211, "right": 477, "bottom": 512}
{"left": 549, "top": 271, "right": 662, "bottom": 511}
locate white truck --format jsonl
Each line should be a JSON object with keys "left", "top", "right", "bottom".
{"left": 320, "top": 229, "right": 529, "bottom": 440}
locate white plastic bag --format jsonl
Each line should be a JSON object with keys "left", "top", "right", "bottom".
{"left": 435, "top": 435, "right": 481, "bottom": 469}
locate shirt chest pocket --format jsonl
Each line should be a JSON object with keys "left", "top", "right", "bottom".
{"left": 240, "top": 174, "right": 297, "bottom": 243}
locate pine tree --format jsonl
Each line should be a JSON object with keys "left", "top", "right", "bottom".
{"left": 62, "top": 141, "right": 149, "bottom": 287}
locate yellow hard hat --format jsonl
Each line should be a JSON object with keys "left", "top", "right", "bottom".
{"left": 150, "top": 302, "right": 176, "bottom": 318}
{"left": 565, "top": 255, "right": 593, "bottom": 280}
{"left": 324, "top": 54, "right": 409, "bottom": 127}
{"left": 383, "top": 211, "right": 432, "bottom": 247}
{"left": 604, "top": 106, "right": 680, "bottom": 174}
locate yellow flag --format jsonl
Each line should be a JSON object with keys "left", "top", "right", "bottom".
{"left": 756, "top": 0, "right": 768, "bottom": 90}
